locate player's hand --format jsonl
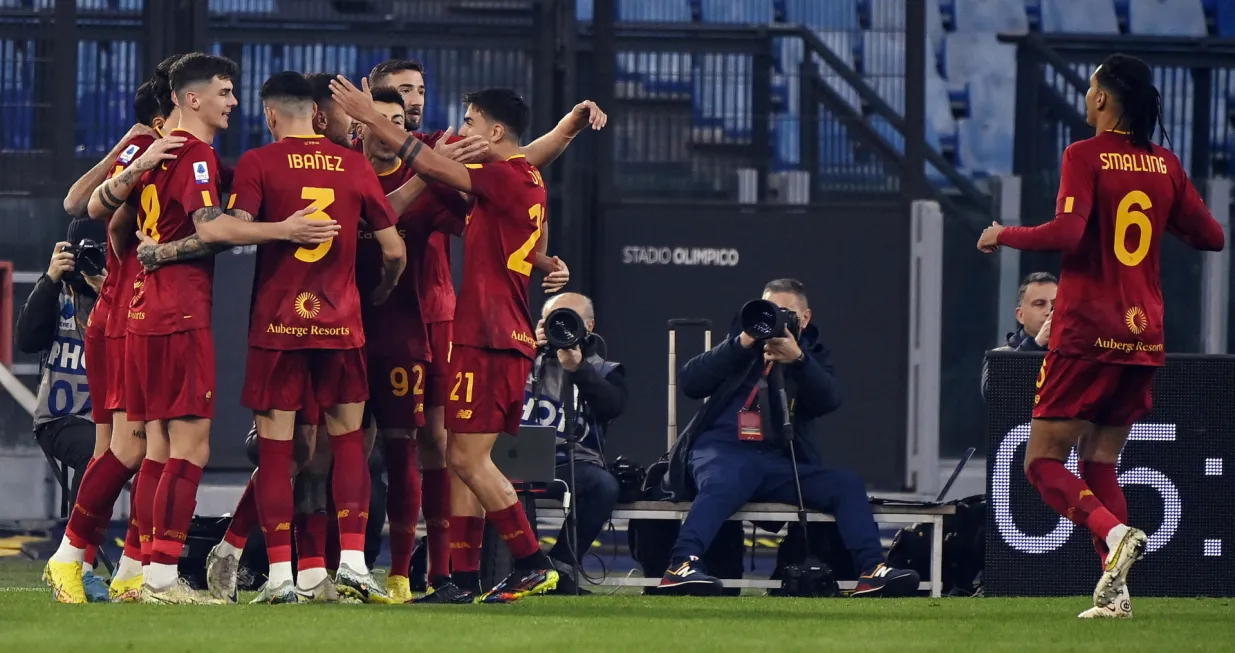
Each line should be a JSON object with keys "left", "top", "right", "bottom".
{"left": 134, "top": 229, "right": 161, "bottom": 272}
{"left": 371, "top": 284, "right": 394, "bottom": 306}
{"left": 329, "top": 75, "right": 380, "bottom": 124}
{"left": 977, "top": 221, "right": 1004, "bottom": 253}
{"left": 434, "top": 126, "right": 490, "bottom": 164}
{"left": 133, "top": 135, "right": 186, "bottom": 172}
{"left": 763, "top": 336, "right": 803, "bottom": 364}
{"left": 280, "top": 206, "right": 338, "bottom": 244}
{"left": 557, "top": 346, "right": 584, "bottom": 371}
{"left": 542, "top": 256, "right": 569, "bottom": 293}
{"left": 47, "top": 242, "right": 75, "bottom": 282}
{"left": 1035, "top": 314, "right": 1053, "bottom": 348}
{"left": 566, "top": 100, "right": 607, "bottom": 135}
{"left": 121, "top": 123, "right": 156, "bottom": 144}
{"left": 535, "top": 319, "right": 548, "bottom": 347}
{"left": 83, "top": 270, "right": 106, "bottom": 294}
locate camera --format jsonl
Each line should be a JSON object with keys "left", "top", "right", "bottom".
{"left": 544, "top": 307, "right": 593, "bottom": 350}
{"left": 64, "top": 239, "right": 107, "bottom": 278}
{"left": 740, "top": 299, "right": 801, "bottom": 341}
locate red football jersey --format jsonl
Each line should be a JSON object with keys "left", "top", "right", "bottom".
{"left": 1006, "top": 131, "right": 1222, "bottom": 365}
{"left": 415, "top": 130, "right": 459, "bottom": 324}
{"left": 233, "top": 135, "right": 397, "bottom": 351}
{"left": 127, "top": 130, "right": 221, "bottom": 336}
{"left": 359, "top": 160, "right": 466, "bottom": 361}
{"left": 89, "top": 132, "right": 156, "bottom": 340}
{"left": 453, "top": 154, "right": 546, "bottom": 359}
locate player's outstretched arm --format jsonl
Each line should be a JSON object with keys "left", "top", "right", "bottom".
{"left": 66, "top": 124, "right": 155, "bottom": 217}
{"left": 330, "top": 75, "right": 474, "bottom": 193}
{"left": 386, "top": 175, "right": 428, "bottom": 217}
{"left": 370, "top": 226, "right": 407, "bottom": 306}
{"left": 108, "top": 204, "right": 138, "bottom": 258}
{"left": 195, "top": 207, "right": 340, "bottom": 247}
{"left": 520, "top": 100, "right": 607, "bottom": 168}
{"left": 87, "top": 135, "right": 184, "bottom": 220}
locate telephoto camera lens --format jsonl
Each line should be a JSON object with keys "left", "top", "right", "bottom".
{"left": 544, "top": 307, "right": 587, "bottom": 349}
{"left": 740, "top": 299, "right": 785, "bottom": 340}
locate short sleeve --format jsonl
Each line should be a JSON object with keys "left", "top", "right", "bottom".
{"left": 106, "top": 135, "right": 154, "bottom": 180}
{"left": 228, "top": 151, "right": 264, "bottom": 218}
{"left": 177, "top": 144, "right": 222, "bottom": 216}
{"left": 464, "top": 161, "right": 513, "bottom": 200}
{"left": 1055, "top": 145, "right": 1094, "bottom": 219}
{"left": 361, "top": 167, "right": 398, "bottom": 231}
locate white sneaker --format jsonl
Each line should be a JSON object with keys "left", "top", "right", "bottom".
{"left": 1079, "top": 584, "right": 1132, "bottom": 619}
{"left": 1093, "top": 526, "right": 1148, "bottom": 608}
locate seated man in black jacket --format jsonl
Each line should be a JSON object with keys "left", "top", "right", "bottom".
{"left": 981, "top": 271, "right": 1056, "bottom": 399}
{"left": 652, "top": 279, "right": 918, "bottom": 597}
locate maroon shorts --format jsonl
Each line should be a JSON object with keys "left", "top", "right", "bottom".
{"left": 295, "top": 374, "right": 324, "bottom": 426}
{"left": 242, "top": 347, "right": 368, "bottom": 413}
{"left": 102, "top": 336, "right": 127, "bottom": 412}
{"left": 1033, "top": 351, "right": 1157, "bottom": 426}
{"left": 126, "top": 329, "right": 215, "bottom": 421}
{"left": 445, "top": 345, "right": 531, "bottom": 436}
{"left": 366, "top": 356, "right": 427, "bottom": 429}
{"left": 425, "top": 321, "right": 452, "bottom": 407}
{"left": 84, "top": 332, "right": 112, "bottom": 423}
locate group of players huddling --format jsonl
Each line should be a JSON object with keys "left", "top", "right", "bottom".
{"left": 43, "top": 51, "right": 604, "bottom": 605}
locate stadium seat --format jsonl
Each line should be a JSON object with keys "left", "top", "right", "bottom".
{"left": 1039, "top": 0, "right": 1120, "bottom": 33}
{"left": 941, "top": 32, "right": 1016, "bottom": 88}
{"left": 1212, "top": 0, "right": 1235, "bottom": 36}
{"left": 619, "top": 0, "right": 692, "bottom": 21}
{"left": 1127, "top": 0, "right": 1207, "bottom": 36}
{"left": 783, "top": 0, "right": 858, "bottom": 30}
{"left": 813, "top": 31, "right": 860, "bottom": 111}
{"left": 952, "top": 0, "right": 1030, "bottom": 34}
{"left": 858, "top": 30, "right": 939, "bottom": 77}
{"left": 693, "top": 54, "right": 753, "bottom": 139}
{"left": 699, "top": 0, "right": 774, "bottom": 24}
{"left": 208, "top": 0, "right": 275, "bottom": 11}
{"left": 577, "top": 0, "right": 592, "bottom": 20}
{"left": 866, "top": 0, "right": 947, "bottom": 50}
{"left": 957, "top": 116, "right": 1014, "bottom": 175}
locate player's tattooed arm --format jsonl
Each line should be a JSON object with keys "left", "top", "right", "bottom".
{"left": 67, "top": 126, "right": 153, "bottom": 217}
{"left": 108, "top": 204, "right": 139, "bottom": 258}
{"left": 87, "top": 136, "right": 185, "bottom": 219}
{"left": 195, "top": 206, "right": 340, "bottom": 248}
{"left": 134, "top": 207, "right": 227, "bottom": 272}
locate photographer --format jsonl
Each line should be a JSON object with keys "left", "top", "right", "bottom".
{"left": 525, "top": 292, "right": 627, "bottom": 594}
{"left": 981, "top": 272, "right": 1056, "bottom": 399}
{"left": 651, "top": 279, "right": 918, "bottom": 597}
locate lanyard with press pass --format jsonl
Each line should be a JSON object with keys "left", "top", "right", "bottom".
{"left": 737, "top": 363, "right": 773, "bottom": 441}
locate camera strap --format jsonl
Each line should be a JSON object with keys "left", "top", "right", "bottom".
{"left": 737, "top": 363, "right": 773, "bottom": 442}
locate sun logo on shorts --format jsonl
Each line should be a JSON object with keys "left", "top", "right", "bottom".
{"left": 294, "top": 292, "right": 322, "bottom": 320}
{"left": 1124, "top": 306, "right": 1148, "bottom": 335}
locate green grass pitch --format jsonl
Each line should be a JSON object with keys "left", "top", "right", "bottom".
{"left": 2, "top": 559, "right": 1234, "bottom": 652}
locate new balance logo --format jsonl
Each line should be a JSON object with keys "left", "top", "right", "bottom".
{"left": 676, "top": 567, "right": 696, "bottom": 578}
{"left": 871, "top": 565, "right": 892, "bottom": 578}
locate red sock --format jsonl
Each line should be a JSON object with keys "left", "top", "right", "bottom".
{"left": 295, "top": 512, "right": 328, "bottom": 572}
{"left": 135, "top": 459, "right": 165, "bottom": 566}
{"left": 383, "top": 438, "right": 421, "bottom": 577}
{"left": 1026, "top": 458, "right": 1122, "bottom": 540}
{"left": 449, "top": 516, "right": 485, "bottom": 573}
{"left": 122, "top": 476, "right": 142, "bottom": 561}
{"left": 65, "top": 450, "right": 132, "bottom": 548}
{"left": 486, "top": 504, "right": 540, "bottom": 559}
{"left": 256, "top": 439, "right": 295, "bottom": 566}
{"left": 84, "top": 544, "right": 98, "bottom": 568}
{"left": 329, "top": 430, "right": 370, "bottom": 553}
{"left": 149, "top": 458, "right": 202, "bottom": 566}
{"left": 1080, "top": 461, "right": 1128, "bottom": 565}
{"left": 421, "top": 468, "right": 451, "bottom": 581}
{"left": 224, "top": 473, "right": 259, "bottom": 550}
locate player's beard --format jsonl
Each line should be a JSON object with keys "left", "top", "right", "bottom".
{"left": 405, "top": 111, "right": 421, "bottom": 132}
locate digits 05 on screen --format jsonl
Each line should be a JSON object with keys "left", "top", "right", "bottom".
{"left": 984, "top": 352, "right": 1235, "bottom": 596}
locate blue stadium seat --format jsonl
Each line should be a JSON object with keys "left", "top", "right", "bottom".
{"left": 1040, "top": 0, "right": 1120, "bottom": 33}
{"left": 783, "top": 0, "right": 858, "bottom": 30}
{"left": 699, "top": 0, "right": 774, "bottom": 24}
{"left": 577, "top": 0, "right": 592, "bottom": 20}
{"left": 941, "top": 33, "right": 1016, "bottom": 88}
{"left": 814, "top": 31, "right": 860, "bottom": 111}
{"left": 619, "top": 0, "right": 692, "bottom": 21}
{"left": 617, "top": 51, "right": 693, "bottom": 97}
{"left": 952, "top": 0, "right": 1030, "bottom": 33}
{"left": 693, "top": 54, "right": 753, "bottom": 139}
{"left": 1212, "top": 0, "right": 1235, "bottom": 36}
{"left": 957, "top": 116, "right": 1014, "bottom": 175}
{"left": 818, "top": 116, "right": 856, "bottom": 167}
{"left": 1, "top": 39, "right": 35, "bottom": 151}
{"left": 1128, "top": 0, "right": 1207, "bottom": 36}
{"left": 859, "top": 30, "right": 939, "bottom": 77}
{"left": 209, "top": 0, "right": 276, "bottom": 11}
{"left": 867, "top": 0, "right": 946, "bottom": 49}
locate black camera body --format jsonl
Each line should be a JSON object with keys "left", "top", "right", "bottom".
{"left": 740, "top": 299, "right": 801, "bottom": 341}
{"left": 772, "top": 560, "right": 840, "bottom": 598}
{"left": 544, "top": 307, "right": 593, "bottom": 350}
{"left": 64, "top": 239, "right": 107, "bottom": 278}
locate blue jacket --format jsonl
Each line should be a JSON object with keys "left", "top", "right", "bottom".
{"left": 664, "top": 322, "right": 841, "bottom": 501}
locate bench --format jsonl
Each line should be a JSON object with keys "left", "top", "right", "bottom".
{"left": 533, "top": 499, "right": 955, "bottom": 597}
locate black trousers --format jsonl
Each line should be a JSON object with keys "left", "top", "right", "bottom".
{"left": 35, "top": 416, "right": 97, "bottom": 507}
{"left": 548, "top": 461, "right": 620, "bottom": 565}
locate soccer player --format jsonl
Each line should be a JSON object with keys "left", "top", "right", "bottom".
{"left": 223, "top": 71, "right": 405, "bottom": 604}
{"left": 42, "top": 79, "right": 169, "bottom": 604}
{"left": 369, "top": 60, "right": 589, "bottom": 594}
{"left": 978, "top": 54, "right": 1225, "bottom": 619}
{"left": 334, "top": 77, "right": 601, "bottom": 603}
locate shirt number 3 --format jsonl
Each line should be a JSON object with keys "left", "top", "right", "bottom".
{"left": 295, "top": 186, "right": 336, "bottom": 263}
{"left": 506, "top": 203, "right": 544, "bottom": 276}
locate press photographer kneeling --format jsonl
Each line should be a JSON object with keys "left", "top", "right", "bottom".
{"left": 652, "top": 279, "right": 918, "bottom": 597}
{"left": 524, "top": 293, "right": 627, "bottom": 594}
